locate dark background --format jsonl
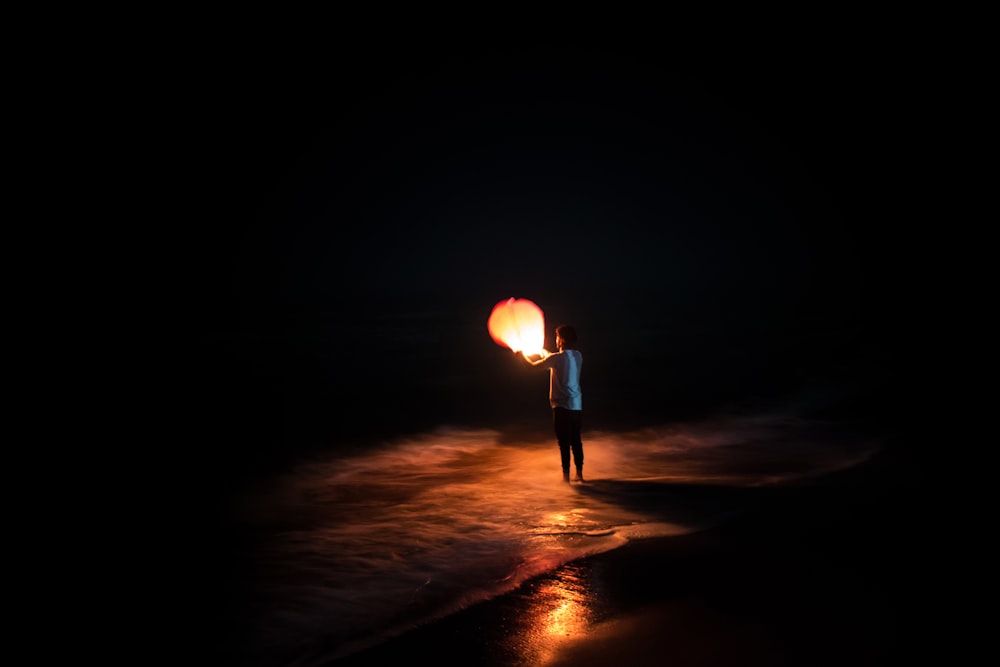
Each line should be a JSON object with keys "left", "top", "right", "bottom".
{"left": 115, "top": 28, "right": 950, "bottom": 666}
{"left": 155, "top": 35, "right": 927, "bottom": 496}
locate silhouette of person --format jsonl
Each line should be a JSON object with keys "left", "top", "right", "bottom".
{"left": 523, "top": 324, "right": 584, "bottom": 482}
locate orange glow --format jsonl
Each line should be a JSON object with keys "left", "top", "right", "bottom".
{"left": 487, "top": 297, "right": 546, "bottom": 356}
{"left": 517, "top": 562, "right": 594, "bottom": 665}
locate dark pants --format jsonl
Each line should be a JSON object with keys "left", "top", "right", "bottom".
{"left": 553, "top": 407, "right": 583, "bottom": 472}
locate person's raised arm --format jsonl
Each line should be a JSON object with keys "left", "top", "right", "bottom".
{"left": 521, "top": 349, "right": 552, "bottom": 365}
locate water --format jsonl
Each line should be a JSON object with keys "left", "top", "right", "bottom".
{"left": 210, "top": 407, "right": 880, "bottom": 666}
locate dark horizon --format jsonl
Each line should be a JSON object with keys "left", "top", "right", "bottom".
{"left": 160, "top": 40, "right": 924, "bottom": 492}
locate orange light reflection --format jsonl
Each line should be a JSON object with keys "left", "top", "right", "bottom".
{"left": 517, "top": 562, "right": 594, "bottom": 665}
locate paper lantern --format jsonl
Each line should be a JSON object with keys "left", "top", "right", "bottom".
{"left": 487, "top": 297, "right": 546, "bottom": 356}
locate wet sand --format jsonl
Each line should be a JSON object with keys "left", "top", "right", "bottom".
{"left": 326, "top": 440, "right": 931, "bottom": 666}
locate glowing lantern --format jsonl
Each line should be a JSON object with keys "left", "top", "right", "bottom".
{"left": 487, "top": 297, "right": 546, "bottom": 357}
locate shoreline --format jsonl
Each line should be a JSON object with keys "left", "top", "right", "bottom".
{"left": 324, "top": 441, "right": 928, "bottom": 666}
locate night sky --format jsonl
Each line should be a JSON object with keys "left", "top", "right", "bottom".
{"left": 164, "top": 38, "right": 922, "bottom": 490}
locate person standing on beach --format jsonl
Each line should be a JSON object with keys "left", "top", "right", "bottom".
{"left": 523, "top": 324, "right": 584, "bottom": 483}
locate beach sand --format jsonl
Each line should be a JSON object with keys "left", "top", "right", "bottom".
{"left": 326, "top": 440, "right": 930, "bottom": 666}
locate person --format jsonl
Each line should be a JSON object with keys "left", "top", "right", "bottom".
{"left": 523, "top": 324, "right": 584, "bottom": 482}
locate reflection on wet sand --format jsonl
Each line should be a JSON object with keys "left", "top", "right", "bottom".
{"left": 512, "top": 562, "right": 595, "bottom": 665}
{"left": 222, "top": 416, "right": 880, "bottom": 666}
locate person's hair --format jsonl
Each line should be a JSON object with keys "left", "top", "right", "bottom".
{"left": 555, "top": 324, "right": 578, "bottom": 348}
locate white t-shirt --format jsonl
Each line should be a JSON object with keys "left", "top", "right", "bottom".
{"left": 536, "top": 349, "right": 583, "bottom": 410}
